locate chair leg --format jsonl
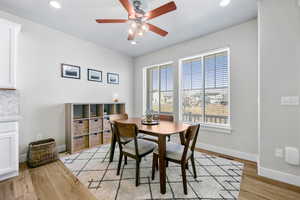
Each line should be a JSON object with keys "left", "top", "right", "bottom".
{"left": 136, "top": 159, "right": 140, "bottom": 186}
{"left": 125, "top": 156, "right": 128, "bottom": 165}
{"left": 117, "top": 152, "right": 123, "bottom": 175}
{"left": 181, "top": 163, "right": 188, "bottom": 195}
{"left": 168, "top": 135, "right": 171, "bottom": 141}
{"left": 152, "top": 154, "right": 157, "bottom": 180}
{"left": 191, "top": 155, "right": 197, "bottom": 178}
{"left": 155, "top": 154, "right": 159, "bottom": 171}
{"left": 186, "top": 161, "right": 189, "bottom": 170}
{"left": 166, "top": 160, "right": 169, "bottom": 168}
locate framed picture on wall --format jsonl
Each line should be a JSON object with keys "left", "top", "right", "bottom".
{"left": 88, "top": 69, "right": 102, "bottom": 82}
{"left": 107, "top": 73, "right": 119, "bottom": 84}
{"left": 61, "top": 64, "right": 81, "bottom": 79}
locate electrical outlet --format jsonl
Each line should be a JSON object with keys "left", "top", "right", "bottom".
{"left": 275, "top": 148, "right": 283, "bottom": 158}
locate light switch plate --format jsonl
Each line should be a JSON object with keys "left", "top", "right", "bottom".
{"left": 281, "top": 96, "right": 299, "bottom": 105}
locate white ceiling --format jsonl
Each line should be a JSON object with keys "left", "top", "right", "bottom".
{"left": 0, "top": 0, "right": 257, "bottom": 57}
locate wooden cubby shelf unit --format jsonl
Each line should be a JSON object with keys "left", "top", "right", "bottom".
{"left": 65, "top": 103, "right": 126, "bottom": 153}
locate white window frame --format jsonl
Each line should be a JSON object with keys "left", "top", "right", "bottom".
{"left": 178, "top": 47, "right": 231, "bottom": 132}
{"left": 142, "top": 61, "right": 174, "bottom": 115}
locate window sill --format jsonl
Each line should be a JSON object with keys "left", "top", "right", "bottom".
{"left": 199, "top": 123, "right": 232, "bottom": 134}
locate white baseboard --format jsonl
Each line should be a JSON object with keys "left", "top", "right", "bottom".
{"left": 258, "top": 167, "right": 300, "bottom": 187}
{"left": 57, "top": 144, "right": 66, "bottom": 153}
{"left": 19, "top": 144, "right": 66, "bottom": 163}
{"left": 0, "top": 171, "right": 19, "bottom": 181}
{"left": 197, "top": 142, "right": 258, "bottom": 162}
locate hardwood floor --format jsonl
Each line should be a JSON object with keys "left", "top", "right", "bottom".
{"left": 197, "top": 148, "right": 300, "bottom": 200}
{"left": 1, "top": 146, "right": 299, "bottom": 200}
{"left": 0, "top": 161, "right": 97, "bottom": 200}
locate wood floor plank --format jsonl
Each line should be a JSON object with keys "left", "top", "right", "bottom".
{"left": 45, "top": 161, "right": 97, "bottom": 200}
{"left": 29, "top": 162, "right": 65, "bottom": 200}
{"left": 240, "top": 176, "right": 300, "bottom": 200}
{"left": 0, "top": 163, "right": 37, "bottom": 200}
{"left": 239, "top": 190, "right": 269, "bottom": 200}
{"left": 14, "top": 164, "right": 38, "bottom": 200}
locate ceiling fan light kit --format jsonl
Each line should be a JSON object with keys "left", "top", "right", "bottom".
{"left": 219, "top": 0, "right": 231, "bottom": 7}
{"left": 95, "top": 0, "right": 177, "bottom": 43}
{"left": 49, "top": 1, "right": 61, "bottom": 9}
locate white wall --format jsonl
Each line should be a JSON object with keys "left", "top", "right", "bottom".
{"left": 134, "top": 20, "right": 258, "bottom": 158}
{"left": 258, "top": 0, "right": 300, "bottom": 182}
{"left": 0, "top": 10, "right": 134, "bottom": 155}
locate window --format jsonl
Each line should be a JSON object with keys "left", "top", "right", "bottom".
{"left": 180, "top": 49, "right": 229, "bottom": 126}
{"left": 147, "top": 63, "right": 174, "bottom": 113}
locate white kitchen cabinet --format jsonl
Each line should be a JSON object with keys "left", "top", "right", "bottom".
{"left": 0, "top": 122, "right": 18, "bottom": 181}
{"left": 0, "top": 18, "right": 21, "bottom": 89}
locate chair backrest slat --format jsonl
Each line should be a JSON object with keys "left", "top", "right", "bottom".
{"left": 153, "top": 114, "right": 174, "bottom": 122}
{"left": 114, "top": 122, "right": 137, "bottom": 139}
{"left": 181, "top": 124, "right": 200, "bottom": 162}
{"left": 109, "top": 114, "right": 128, "bottom": 138}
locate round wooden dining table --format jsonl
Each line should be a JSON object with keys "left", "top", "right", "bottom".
{"left": 109, "top": 117, "right": 190, "bottom": 194}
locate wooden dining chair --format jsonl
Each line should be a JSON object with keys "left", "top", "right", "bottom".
{"left": 114, "top": 121, "right": 157, "bottom": 186}
{"left": 151, "top": 123, "right": 200, "bottom": 195}
{"left": 109, "top": 114, "right": 129, "bottom": 135}
{"left": 109, "top": 114, "right": 129, "bottom": 162}
{"left": 156, "top": 114, "right": 174, "bottom": 121}
{"left": 141, "top": 114, "right": 174, "bottom": 143}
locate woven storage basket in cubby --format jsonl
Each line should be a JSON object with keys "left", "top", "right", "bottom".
{"left": 90, "top": 118, "right": 103, "bottom": 133}
{"left": 27, "top": 138, "right": 58, "bottom": 168}
{"left": 90, "top": 133, "right": 102, "bottom": 147}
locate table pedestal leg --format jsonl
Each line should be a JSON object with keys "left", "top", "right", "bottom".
{"left": 158, "top": 135, "right": 166, "bottom": 194}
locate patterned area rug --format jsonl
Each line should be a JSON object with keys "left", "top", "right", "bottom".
{"left": 60, "top": 144, "right": 244, "bottom": 200}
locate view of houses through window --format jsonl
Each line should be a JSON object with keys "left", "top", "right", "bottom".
{"left": 181, "top": 49, "right": 229, "bottom": 125}
{"left": 145, "top": 48, "right": 229, "bottom": 126}
{"left": 147, "top": 64, "right": 174, "bottom": 113}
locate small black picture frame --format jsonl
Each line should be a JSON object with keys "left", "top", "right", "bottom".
{"left": 88, "top": 69, "right": 102, "bottom": 82}
{"left": 61, "top": 64, "right": 81, "bottom": 79}
{"left": 107, "top": 73, "right": 119, "bottom": 84}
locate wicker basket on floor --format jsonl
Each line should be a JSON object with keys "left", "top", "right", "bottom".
{"left": 27, "top": 138, "right": 58, "bottom": 168}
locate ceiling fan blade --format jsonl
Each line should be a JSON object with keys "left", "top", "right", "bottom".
{"left": 146, "top": 1, "right": 177, "bottom": 20}
{"left": 147, "top": 23, "right": 168, "bottom": 37}
{"left": 96, "top": 19, "right": 128, "bottom": 23}
{"left": 119, "top": 0, "right": 135, "bottom": 15}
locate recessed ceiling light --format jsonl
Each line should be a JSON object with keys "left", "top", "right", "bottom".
{"left": 219, "top": 0, "right": 231, "bottom": 7}
{"left": 131, "top": 41, "right": 137, "bottom": 45}
{"left": 49, "top": 1, "right": 61, "bottom": 9}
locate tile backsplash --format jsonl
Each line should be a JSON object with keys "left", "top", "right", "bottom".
{"left": 0, "top": 90, "right": 20, "bottom": 117}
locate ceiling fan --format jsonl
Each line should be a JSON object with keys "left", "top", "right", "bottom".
{"left": 96, "top": 0, "right": 177, "bottom": 43}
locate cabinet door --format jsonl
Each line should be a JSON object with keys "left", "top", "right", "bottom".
{"left": 0, "top": 132, "right": 18, "bottom": 175}
{"left": 0, "top": 23, "right": 15, "bottom": 89}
